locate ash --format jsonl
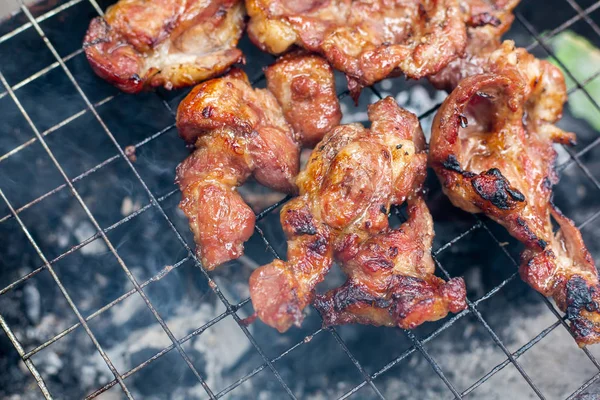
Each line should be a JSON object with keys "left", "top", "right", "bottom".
{"left": 1, "top": 0, "right": 600, "bottom": 399}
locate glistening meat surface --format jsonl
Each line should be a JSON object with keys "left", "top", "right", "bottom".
{"left": 314, "top": 196, "right": 467, "bottom": 329}
{"left": 265, "top": 52, "right": 342, "bottom": 147}
{"left": 176, "top": 53, "right": 340, "bottom": 270}
{"left": 176, "top": 69, "right": 299, "bottom": 269}
{"left": 250, "top": 97, "right": 467, "bottom": 332}
{"left": 84, "top": 0, "right": 245, "bottom": 93}
{"left": 247, "top": 0, "right": 467, "bottom": 99}
{"left": 429, "top": 70, "right": 600, "bottom": 346}
{"left": 429, "top": 0, "right": 520, "bottom": 91}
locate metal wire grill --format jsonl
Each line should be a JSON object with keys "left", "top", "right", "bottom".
{"left": 0, "top": 0, "right": 599, "bottom": 398}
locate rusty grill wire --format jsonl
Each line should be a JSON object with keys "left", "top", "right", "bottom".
{"left": 0, "top": 0, "right": 600, "bottom": 399}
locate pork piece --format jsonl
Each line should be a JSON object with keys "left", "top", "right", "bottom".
{"left": 176, "top": 69, "right": 299, "bottom": 269}
{"left": 249, "top": 97, "right": 466, "bottom": 332}
{"left": 265, "top": 52, "right": 342, "bottom": 147}
{"left": 84, "top": 0, "right": 245, "bottom": 93}
{"left": 487, "top": 41, "right": 569, "bottom": 132}
{"left": 247, "top": 0, "right": 467, "bottom": 99}
{"left": 315, "top": 196, "right": 467, "bottom": 329}
{"left": 429, "top": 72, "right": 600, "bottom": 346}
{"left": 429, "top": 0, "right": 520, "bottom": 90}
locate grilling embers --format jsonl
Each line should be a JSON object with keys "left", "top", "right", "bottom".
{"left": 1, "top": 0, "right": 600, "bottom": 399}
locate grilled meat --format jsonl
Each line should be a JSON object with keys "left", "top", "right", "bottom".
{"left": 247, "top": 0, "right": 467, "bottom": 100}
{"left": 429, "top": 67, "right": 600, "bottom": 346}
{"left": 265, "top": 52, "right": 342, "bottom": 147}
{"left": 315, "top": 196, "right": 467, "bottom": 329}
{"left": 428, "top": 0, "right": 599, "bottom": 344}
{"left": 176, "top": 69, "right": 299, "bottom": 269}
{"left": 250, "top": 97, "right": 466, "bottom": 332}
{"left": 429, "top": 0, "right": 520, "bottom": 91}
{"left": 84, "top": 0, "right": 245, "bottom": 93}
{"left": 176, "top": 52, "right": 341, "bottom": 270}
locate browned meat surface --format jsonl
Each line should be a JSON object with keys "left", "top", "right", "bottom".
{"left": 429, "top": 68, "right": 600, "bottom": 346}
{"left": 175, "top": 52, "right": 342, "bottom": 270}
{"left": 250, "top": 97, "right": 466, "bottom": 332}
{"left": 176, "top": 134, "right": 256, "bottom": 269}
{"left": 176, "top": 69, "right": 299, "bottom": 269}
{"left": 265, "top": 52, "right": 342, "bottom": 147}
{"left": 429, "top": 0, "right": 520, "bottom": 91}
{"left": 315, "top": 196, "right": 467, "bottom": 329}
{"left": 83, "top": 0, "right": 245, "bottom": 93}
{"left": 247, "top": 0, "right": 467, "bottom": 99}
{"left": 428, "top": 0, "right": 599, "bottom": 344}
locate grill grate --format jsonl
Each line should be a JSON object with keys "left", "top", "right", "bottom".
{"left": 0, "top": 0, "right": 599, "bottom": 399}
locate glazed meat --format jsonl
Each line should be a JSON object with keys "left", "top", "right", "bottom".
{"left": 314, "top": 196, "right": 467, "bottom": 329}
{"left": 265, "top": 52, "right": 342, "bottom": 147}
{"left": 247, "top": 0, "right": 467, "bottom": 99}
{"left": 176, "top": 53, "right": 341, "bottom": 270}
{"left": 176, "top": 69, "right": 299, "bottom": 269}
{"left": 84, "top": 0, "right": 245, "bottom": 93}
{"left": 428, "top": 4, "right": 598, "bottom": 344}
{"left": 249, "top": 97, "right": 466, "bottom": 332}
{"left": 429, "top": 71, "right": 600, "bottom": 346}
{"left": 429, "top": 0, "right": 520, "bottom": 90}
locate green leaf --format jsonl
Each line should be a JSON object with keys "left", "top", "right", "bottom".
{"left": 548, "top": 30, "right": 600, "bottom": 131}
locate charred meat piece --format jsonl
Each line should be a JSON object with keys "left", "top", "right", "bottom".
{"left": 176, "top": 69, "right": 299, "bottom": 269}
{"left": 429, "top": 0, "right": 520, "bottom": 91}
{"left": 315, "top": 196, "right": 467, "bottom": 329}
{"left": 250, "top": 97, "right": 466, "bottom": 332}
{"left": 429, "top": 71, "right": 600, "bottom": 346}
{"left": 266, "top": 52, "right": 342, "bottom": 147}
{"left": 247, "top": 0, "right": 467, "bottom": 99}
{"left": 84, "top": 0, "right": 245, "bottom": 93}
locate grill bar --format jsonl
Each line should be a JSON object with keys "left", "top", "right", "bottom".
{"left": 86, "top": 300, "right": 242, "bottom": 398}
{"left": 0, "top": 0, "right": 599, "bottom": 398}
{"left": 518, "top": 13, "right": 600, "bottom": 114}
{"left": 432, "top": 242, "right": 547, "bottom": 399}
{"left": 0, "top": 72, "right": 136, "bottom": 397}
{"left": 406, "top": 330, "right": 464, "bottom": 399}
{"left": 338, "top": 310, "right": 471, "bottom": 399}
{"left": 568, "top": 371, "right": 600, "bottom": 400}
{"left": 0, "top": 314, "right": 52, "bottom": 399}
{"left": 564, "top": 0, "right": 600, "bottom": 38}
{"left": 480, "top": 220, "right": 600, "bottom": 369}
{"left": 524, "top": 1, "right": 600, "bottom": 51}
{"left": 10, "top": 3, "right": 218, "bottom": 398}
{"left": 328, "top": 326, "right": 387, "bottom": 399}
{"left": 461, "top": 319, "right": 563, "bottom": 396}
{"left": 0, "top": 118, "right": 171, "bottom": 223}
{"left": 0, "top": 0, "right": 83, "bottom": 45}
{"left": 0, "top": 48, "right": 84, "bottom": 103}
{"left": 22, "top": 253, "right": 191, "bottom": 360}
{"left": 215, "top": 328, "right": 325, "bottom": 398}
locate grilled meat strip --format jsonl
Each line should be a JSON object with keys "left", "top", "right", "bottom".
{"left": 176, "top": 53, "right": 340, "bottom": 270}
{"left": 429, "top": 66, "right": 600, "bottom": 346}
{"left": 247, "top": 0, "right": 467, "bottom": 100}
{"left": 84, "top": 0, "right": 245, "bottom": 93}
{"left": 176, "top": 68, "right": 299, "bottom": 269}
{"left": 429, "top": 0, "right": 598, "bottom": 344}
{"left": 314, "top": 196, "right": 467, "bottom": 329}
{"left": 250, "top": 97, "right": 467, "bottom": 332}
